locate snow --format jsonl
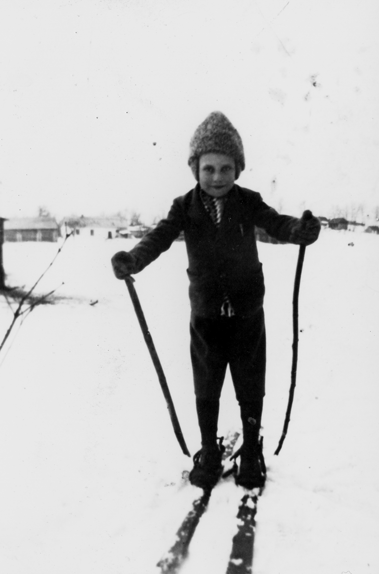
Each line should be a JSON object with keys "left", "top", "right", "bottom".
{"left": 0, "top": 228, "right": 378, "bottom": 574}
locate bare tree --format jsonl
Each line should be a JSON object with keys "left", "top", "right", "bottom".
{"left": 130, "top": 212, "right": 143, "bottom": 226}
{"left": 38, "top": 206, "right": 51, "bottom": 218}
{"left": 152, "top": 211, "right": 167, "bottom": 225}
{"left": 331, "top": 205, "right": 344, "bottom": 219}
{"left": 349, "top": 202, "right": 360, "bottom": 222}
{"left": 0, "top": 232, "right": 72, "bottom": 358}
{"left": 114, "top": 208, "right": 130, "bottom": 220}
{"left": 357, "top": 203, "right": 365, "bottom": 222}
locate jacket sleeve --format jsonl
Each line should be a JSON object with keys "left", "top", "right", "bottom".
{"left": 129, "top": 197, "right": 184, "bottom": 273}
{"left": 252, "top": 194, "right": 299, "bottom": 243}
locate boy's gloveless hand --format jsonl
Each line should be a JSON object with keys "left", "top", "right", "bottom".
{"left": 289, "top": 215, "right": 321, "bottom": 246}
{"left": 111, "top": 251, "right": 136, "bottom": 279}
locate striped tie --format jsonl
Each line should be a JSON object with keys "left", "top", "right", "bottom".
{"left": 210, "top": 197, "right": 223, "bottom": 226}
{"left": 200, "top": 190, "right": 224, "bottom": 227}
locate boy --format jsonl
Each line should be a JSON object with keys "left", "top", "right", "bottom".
{"left": 112, "top": 112, "right": 320, "bottom": 490}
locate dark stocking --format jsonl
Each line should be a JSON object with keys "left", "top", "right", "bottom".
{"left": 239, "top": 398, "right": 263, "bottom": 451}
{"left": 196, "top": 398, "right": 220, "bottom": 447}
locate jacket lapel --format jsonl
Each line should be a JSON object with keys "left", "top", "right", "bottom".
{"left": 218, "top": 186, "right": 240, "bottom": 233}
{"left": 188, "top": 185, "right": 217, "bottom": 232}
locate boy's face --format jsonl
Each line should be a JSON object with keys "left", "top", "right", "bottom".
{"left": 198, "top": 153, "right": 236, "bottom": 197}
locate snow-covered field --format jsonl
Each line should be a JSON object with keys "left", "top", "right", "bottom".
{"left": 0, "top": 228, "right": 378, "bottom": 574}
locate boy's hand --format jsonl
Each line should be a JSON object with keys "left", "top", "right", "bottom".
{"left": 290, "top": 213, "right": 321, "bottom": 246}
{"left": 111, "top": 251, "right": 136, "bottom": 279}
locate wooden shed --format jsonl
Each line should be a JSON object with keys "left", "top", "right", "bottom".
{"left": 365, "top": 225, "right": 379, "bottom": 234}
{"left": 329, "top": 217, "right": 348, "bottom": 230}
{"left": 4, "top": 218, "right": 60, "bottom": 242}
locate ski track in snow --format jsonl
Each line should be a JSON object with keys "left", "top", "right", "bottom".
{"left": 0, "top": 229, "right": 378, "bottom": 574}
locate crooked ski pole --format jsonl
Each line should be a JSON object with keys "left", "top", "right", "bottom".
{"left": 275, "top": 210, "right": 313, "bottom": 456}
{"left": 124, "top": 276, "right": 191, "bottom": 457}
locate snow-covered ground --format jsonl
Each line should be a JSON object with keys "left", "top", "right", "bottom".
{"left": 0, "top": 228, "right": 378, "bottom": 574}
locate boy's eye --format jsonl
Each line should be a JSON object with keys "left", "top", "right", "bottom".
{"left": 221, "top": 166, "right": 232, "bottom": 173}
{"left": 203, "top": 166, "right": 214, "bottom": 173}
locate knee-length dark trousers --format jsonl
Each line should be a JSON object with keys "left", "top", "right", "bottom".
{"left": 190, "top": 308, "right": 266, "bottom": 404}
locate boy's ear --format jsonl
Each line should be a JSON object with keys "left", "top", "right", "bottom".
{"left": 189, "top": 158, "right": 199, "bottom": 181}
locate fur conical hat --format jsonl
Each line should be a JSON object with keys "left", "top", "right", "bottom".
{"left": 188, "top": 112, "right": 245, "bottom": 179}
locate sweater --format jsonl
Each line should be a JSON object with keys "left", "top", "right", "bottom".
{"left": 129, "top": 184, "right": 299, "bottom": 318}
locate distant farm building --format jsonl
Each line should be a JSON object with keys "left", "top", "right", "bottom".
{"left": 318, "top": 216, "right": 329, "bottom": 228}
{"left": 63, "top": 216, "right": 129, "bottom": 239}
{"left": 347, "top": 221, "right": 365, "bottom": 232}
{"left": 4, "top": 218, "right": 60, "bottom": 242}
{"left": 365, "top": 225, "right": 379, "bottom": 234}
{"left": 329, "top": 218, "right": 348, "bottom": 230}
{"left": 125, "top": 224, "right": 151, "bottom": 238}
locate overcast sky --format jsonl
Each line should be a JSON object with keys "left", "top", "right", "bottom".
{"left": 1, "top": 0, "right": 378, "bottom": 223}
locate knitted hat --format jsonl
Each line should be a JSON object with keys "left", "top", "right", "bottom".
{"left": 188, "top": 112, "right": 245, "bottom": 180}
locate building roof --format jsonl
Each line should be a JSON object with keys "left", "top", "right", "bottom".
{"left": 4, "top": 217, "right": 59, "bottom": 231}
{"left": 330, "top": 217, "right": 348, "bottom": 223}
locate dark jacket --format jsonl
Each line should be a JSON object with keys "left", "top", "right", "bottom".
{"left": 129, "top": 184, "right": 298, "bottom": 317}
